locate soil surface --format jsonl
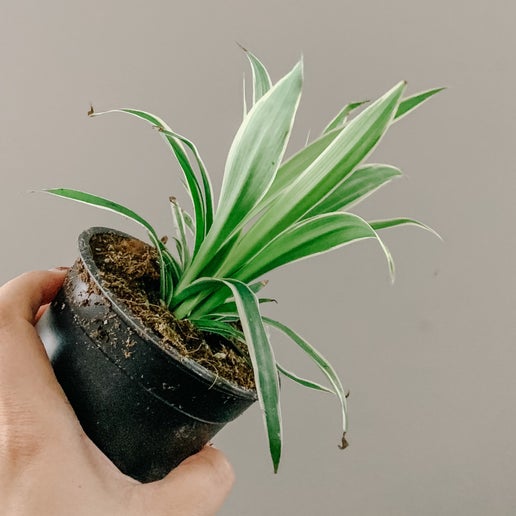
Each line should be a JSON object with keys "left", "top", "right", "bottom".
{"left": 89, "top": 233, "right": 255, "bottom": 389}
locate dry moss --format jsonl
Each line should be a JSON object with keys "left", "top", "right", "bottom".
{"left": 89, "top": 233, "right": 255, "bottom": 389}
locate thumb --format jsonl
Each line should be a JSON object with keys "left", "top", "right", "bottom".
{"left": 0, "top": 269, "right": 67, "bottom": 326}
{"left": 141, "top": 446, "right": 235, "bottom": 516}
{"left": 0, "top": 269, "right": 69, "bottom": 404}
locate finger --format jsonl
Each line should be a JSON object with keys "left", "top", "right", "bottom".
{"left": 0, "top": 269, "right": 67, "bottom": 326}
{"left": 141, "top": 446, "right": 235, "bottom": 515}
{"left": 0, "top": 270, "right": 69, "bottom": 405}
{"left": 35, "top": 303, "right": 50, "bottom": 324}
{"left": 0, "top": 269, "right": 68, "bottom": 325}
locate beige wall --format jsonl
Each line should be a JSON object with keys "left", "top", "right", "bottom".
{"left": 1, "top": 1, "right": 514, "bottom": 514}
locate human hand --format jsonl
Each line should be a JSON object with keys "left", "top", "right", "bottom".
{"left": 0, "top": 270, "right": 234, "bottom": 515}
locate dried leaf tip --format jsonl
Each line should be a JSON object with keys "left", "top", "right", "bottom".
{"left": 236, "top": 41, "right": 248, "bottom": 53}
{"left": 339, "top": 433, "right": 349, "bottom": 450}
{"left": 87, "top": 104, "right": 95, "bottom": 117}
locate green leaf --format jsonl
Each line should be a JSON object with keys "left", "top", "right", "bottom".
{"left": 247, "top": 129, "right": 341, "bottom": 220}
{"left": 178, "top": 60, "right": 304, "bottom": 288}
{"left": 241, "top": 45, "right": 272, "bottom": 105}
{"left": 263, "top": 317, "right": 349, "bottom": 448}
{"left": 185, "top": 277, "right": 282, "bottom": 472}
{"left": 242, "top": 73, "right": 248, "bottom": 119}
{"left": 218, "top": 81, "right": 406, "bottom": 277}
{"left": 159, "top": 127, "right": 214, "bottom": 232}
{"left": 190, "top": 318, "right": 245, "bottom": 343}
{"left": 205, "top": 297, "right": 276, "bottom": 319}
{"left": 241, "top": 87, "right": 442, "bottom": 224}
{"left": 236, "top": 212, "right": 379, "bottom": 283}
{"left": 215, "top": 59, "right": 302, "bottom": 240}
{"left": 249, "top": 279, "right": 269, "bottom": 294}
{"left": 172, "top": 233, "right": 248, "bottom": 318}
{"left": 181, "top": 209, "right": 195, "bottom": 235}
{"left": 170, "top": 196, "right": 191, "bottom": 269}
{"left": 277, "top": 363, "right": 334, "bottom": 394}
{"left": 322, "top": 100, "right": 369, "bottom": 134}
{"left": 42, "top": 188, "right": 174, "bottom": 301}
{"left": 161, "top": 249, "right": 180, "bottom": 307}
{"left": 394, "top": 88, "right": 445, "bottom": 122}
{"left": 90, "top": 108, "right": 211, "bottom": 254}
{"left": 303, "top": 164, "right": 402, "bottom": 218}
{"left": 369, "top": 217, "right": 441, "bottom": 239}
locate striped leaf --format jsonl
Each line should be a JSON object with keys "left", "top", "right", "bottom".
{"left": 394, "top": 87, "right": 445, "bottom": 122}
{"left": 178, "top": 60, "right": 304, "bottom": 288}
{"left": 247, "top": 129, "right": 342, "bottom": 220}
{"left": 91, "top": 108, "right": 212, "bottom": 253}
{"left": 322, "top": 100, "right": 369, "bottom": 134}
{"left": 303, "top": 164, "right": 402, "bottom": 218}
{"left": 241, "top": 45, "right": 272, "bottom": 105}
{"left": 170, "top": 196, "right": 191, "bottom": 268}
{"left": 370, "top": 217, "right": 441, "bottom": 238}
{"left": 217, "top": 81, "right": 406, "bottom": 277}
{"left": 277, "top": 363, "right": 334, "bottom": 394}
{"left": 42, "top": 188, "right": 175, "bottom": 301}
{"left": 264, "top": 317, "right": 349, "bottom": 449}
{"left": 234, "top": 212, "right": 393, "bottom": 284}
{"left": 182, "top": 277, "right": 282, "bottom": 472}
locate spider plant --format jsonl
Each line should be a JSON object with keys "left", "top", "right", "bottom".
{"left": 44, "top": 50, "right": 441, "bottom": 472}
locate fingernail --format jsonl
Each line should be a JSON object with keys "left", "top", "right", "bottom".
{"left": 49, "top": 266, "right": 70, "bottom": 272}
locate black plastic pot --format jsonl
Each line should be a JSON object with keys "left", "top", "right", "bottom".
{"left": 37, "top": 227, "right": 257, "bottom": 483}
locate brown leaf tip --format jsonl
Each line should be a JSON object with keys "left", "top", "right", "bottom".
{"left": 338, "top": 433, "right": 349, "bottom": 450}
{"left": 236, "top": 41, "right": 248, "bottom": 53}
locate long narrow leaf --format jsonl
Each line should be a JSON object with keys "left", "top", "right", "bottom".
{"left": 247, "top": 129, "right": 341, "bottom": 220}
{"left": 181, "top": 209, "right": 195, "bottom": 235}
{"left": 242, "top": 73, "right": 247, "bottom": 119}
{"left": 159, "top": 127, "right": 214, "bottom": 231}
{"left": 170, "top": 196, "right": 191, "bottom": 268}
{"left": 161, "top": 248, "right": 180, "bottom": 307}
{"left": 303, "top": 164, "right": 402, "bottom": 219}
{"left": 245, "top": 48, "right": 272, "bottom": 105}
{"left": 42, "top": 188, "right": 173, "bottom": 300}
{"left": 277, "top": 363, "right": 334, "bottom": 394}
{"left": 182, "top": 277, "right": 282, "bottom": 472}
{"left": 197, "top": 312, "right": 337, "bottom": 395}
{"left": 233, "top": 212, "right": 389, "bottom": 284}
{"left": 238, "top": 87, "right": 441, "bottom": 225}
{"left": 394, "top": 88, "right": 445, "bottom": 122}
{"left": 178, "top": 60, "right": 304, "bottom": 289}
{"left": 175, "top": 240, "right": 263, "bottom": 320}
{"left": 218, "top": 81, "right": 406, "bottom": 277}
{"left": 322, "top": 100, "right": 369, "bottom": 134}
{"left": 369, "top": 217, "right": 441, "bottom": 239}
{"left": 190, "top": 318, "right": 245, "bottom": 343}
{"left": 264, "top": 317, "right": 349, "bottom": 449}
{"left": 90, "top": 108, "right": 209, "bottom": 253}
{"left": 191, "top": 213, "right": 393, "bottom": 319}
{"left": 204, "top": 297, "right": 276, "bottom": 319}
{"left": 173, "top": 231, "right": 246, "bottom": 317}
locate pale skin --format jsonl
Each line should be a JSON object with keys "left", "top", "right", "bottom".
{"left": 0, "top": 269, "right": 234, "bottom": 515}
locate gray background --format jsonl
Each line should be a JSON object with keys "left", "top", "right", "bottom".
{"left": 1, "top": 1, "right": 514, "bottom": 514}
